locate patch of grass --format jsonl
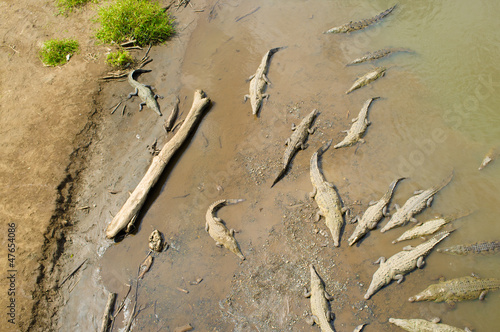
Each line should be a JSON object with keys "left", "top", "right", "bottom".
{"left": 39, "top": 39, "right": 79, "bottom": 66}
{"left": 57, "top": 0, "right": 95, "bottom": 14}
{"left": 106, "top": 49, "right": 134, "bottom": 68}
{"left": 95, "top": 0, "right": 175, "bottom": 46}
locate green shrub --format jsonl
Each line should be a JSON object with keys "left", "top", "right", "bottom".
{"left": 39, "top": 39, "right": 79, "bottom": 66}
{"left": 95, "top": 0, "right": 175, "bottom": 46}
{"left": 57, "top": 0, "right": 94, "bottom": 14}
{"left": 106, "top": 50, "right": 134, "bottom": 67}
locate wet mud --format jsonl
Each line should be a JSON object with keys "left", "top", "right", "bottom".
{"left": 58, "top": 1, "right": 500, "bottom": 331}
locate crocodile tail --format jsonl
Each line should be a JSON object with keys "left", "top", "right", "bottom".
{"left": 269, "top": 46, "right": 287, "bottom": 55}
{"left": 434, "top": 170, "right": 454, "bottom": 193}
{"left": 271, "top": 167, "right": 287, "bottom": 188}
{"left": 225, "top": 198, "right": 246, "bottom": 206}
{"left": 317, "top": 139, "right": 333, "bottom": 156}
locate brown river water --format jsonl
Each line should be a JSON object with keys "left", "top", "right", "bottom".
{"left": 61, "top": 0, "right": 500, "bottom": 331}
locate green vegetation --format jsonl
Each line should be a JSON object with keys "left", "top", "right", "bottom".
{"left": 95, "top": 0, "right": 175, "bottom": 46}
{"left": 57, "top": 0, "right": 95, "bottom": 14}
{"left": 106, "top": 49, "right": 134, "bottom": 68}
{"left": 39, "top": 39, "right": 79, "bottom": 66}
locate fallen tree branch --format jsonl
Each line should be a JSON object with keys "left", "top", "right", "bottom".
{"left": 100, "top": 292, "right": 116, "bottom": 332}
{"left": 59, "top": 259, "right": 88, "bottom": 287}
{"left": 106, "top": 90, "right": 211, "bottom": 238}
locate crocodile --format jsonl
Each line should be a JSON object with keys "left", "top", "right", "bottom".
{"left": 304, "top": 264, "right": 335, "bottom": 332}
{"left": 310, "top": 140, "right": 347, "bottom": 247}
{"left": 364, "top": 231, "right": 451, "bottom": 299}
{"left": 271, "top": 109, "right": 319, "bottom": 187}
{"left": 392, "top": 211, "right": 471, "bottom": 244}
{"left": 348, "top": 177, "right": 405, "bottom": 246}
{"left": 205, "top": 199, "right": 245, "bottom": 260}
{"left": 346, "top": 67, "right": 386, "bottom": 94}
{"left": 478, "top": 147, "right": 497, "bottom": 170}
{"left": 380, "top": 172, "right": 454, "bottom": 233}
{"left": 324, "top": 5, "right": 397, "bottom": 34}
{"left": 244, "top": 47, "right": 284, "bottom": 116}
{"left": 347, "top": 48, "right": 412, "bottom": 65}
{"left": 408, "top": 275, "right": 500, "bottom": 303}
{"left": 127, "top": 69, "right": 162, "bottom": 116}
{"left": 389, "top": 318, "right": 471, "bottom": 332}
{"left": 437, "top": 240, "right": 500, "bottom": 255}
{"left": 334, "top": 97, "right": 379, "bottom": 149}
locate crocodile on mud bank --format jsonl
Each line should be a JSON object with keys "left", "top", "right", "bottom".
{"left": 348, "top": 177, "right": 405, "bottom": 247}
{"left": 409, "top": 275, "right": 500, "bottom": 303}
{"left": 389, "top": 318, "right": 472, "bottom": 332}
{"left": 347, "top": 48, "right": 412, "bottom": 65}
{"left": 244, "top": 47, "right": 285, "bottom": 116}
{"left": 364, "top": 231, "right": 451, "bottom": 300}
{"left": 128, "top": 69, "right": 163, "bottom": 116}
{"left": 271, "top": 108, "right": 318, "bottom": 187}
{"left": 205, "top": 199, "right": 246, "bottom": 260}
{"left": 324, "top": 5, "right": 396, "bottom": 34}
{"left": 380, "top": 172, "right": 454, "bottom": 233}
{"left": 304, "top": 264, "right": 335, "bottom": 332}
{"left": 310, "top": 140, "right": 347, "bottom": 247}
{"left": 392, "top": 211, "right": 471, "bottom": 244}
{"left": 346, "top": 67, "right": 386, "bottom": 94}
{"left": 437, "top": 240, "right": 500, "bottom": 255}
{"left": 334, "top": 97, "right": 379, "bottom": 149}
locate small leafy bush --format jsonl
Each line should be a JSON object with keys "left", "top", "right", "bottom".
{"left": 57, "top": 0, "right": 95, "bottom": 14}
{"left": 95, "top": 0, "right": 175, "bottom": 46}
{"left": 106, "top": 50, "right": 134, "bottom": 67}
{"left": 39, "top": 39, "right": 79, "bottom": 66}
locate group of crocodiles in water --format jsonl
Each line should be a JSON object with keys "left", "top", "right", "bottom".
{"left": 126, "top": 4, "right": 497, "bottom": 331}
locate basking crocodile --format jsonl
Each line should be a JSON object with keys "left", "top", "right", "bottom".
{"left": 409, "top": 275, "right": 500, "bottom": 303}
{"left": 348, "top": 177, "right": 405, "bottom": 246}
{"left": 437, "top": 241, "right": 500, "bottom": 255}
{"left": 346, "top": 67, "right": 386, "bottom": 94}
{"left": 310, "top": 140, "right": 347, "bottom": 247}
{"left": 334, "top": 97, "right": 379, "bottom": 149}
{"left": 205, "top": 199, "right": 246, "bottom": 260}
{"left": 304, "top": 264, "right": 335, "bottom": 332}
{"left": 324, "top": 5, "right": 396, "bottom": 34}
{"left": 364, "top": 231, "right": 451, "bottom": 300}
{"left": 392, "top": 211, "right": 471, "bottom": 244}
{"left": 271, "top": 109, "right": 318, "bottom": 187}
{"left": 478, "top": 147, "right": 497, "bottom": 170}
{"left": 128, "top": 69, "right": 162, "bottom": 116}
{"left": 380, "top": 172, "right": 454, "bottom": 233}
{"left": 389, "top": 318, "right": 471, "bottom": 332}
{"left": 347, "top": 48, "right": 412, "bottom": 65}
{"left": 244, "top": 47, "right": 284, "bottom": 116}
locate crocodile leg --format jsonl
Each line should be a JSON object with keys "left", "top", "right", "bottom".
{"left": 305, "top": 315, "right": 317, "bottom": 326}
{"left": 416, "top": 256, "right": 425, "bottom": 268}
{"left": 327, "top": 310, "right": 334, "bottom": 321}
{"left": 309, "top": 186, "right": 317, "bottom": 199}
{"left": 243, "top": 95, "right": 249, "bottom": 102}
{"left": 205, "top": 222, "right": 209, "bottom": 232}
{"left": 139, "top": 102, "right": 146, "bottom": 111}
{"left": 427, "top": 196, "right": 434, "bottom": 207}
{"left": 394, "top": 274, "right": 404, "bottom": 284}
{"left": 368, "top": 200, "right": 378, "bottom": 206}
{"left": 350, "top": 215, "right": 359, "bottom": 224}
{"left": 308, "top": 127, "right": 316, "bottom": 135}
{"left": 410, "top": 217, "right": 418, "bottom": 223}
{"left": 154, "top": 94, "right": 163, "bottom": 99}
{"left": 479, "top": 290, "right": 488, "bottom": 300}
{"left": 299, "top": 142, "right": 309, "bottom": 150}
{"left": 291, "top": 123, "right": 296, "bottom": 131}
{"left": 215, "top": 242, "right": 224, "bottom": 247}
{"left": 263, "top": 74, "right": 271, "bottom": 84}
{"left": 414, "top": 189, "right": 424, "bottom": 195}
{"left": 315, "top": 210, "right": 324, "bottom": 221}
{"left": 394, "top": 204, "right": 400, "bottom": 210}
{"left": 303, "top": 287, "right": 311, "bottom": 298}
{"left": 247, "top": 74, "right": 255, "bottom": 81}
{"left": 285, "top": 137, "right": 291, "bottom": 145}
{"left": 128, "top": 88, "right": 138, "bottom": 99}
{"left": 374, "top": 256, "right": 386, "bottom": 264}
{"left": 324, "top": 291, "right": 334, "bottom": 301}
{"left": 382, "top": 205, "right": 389, "bottom": 217}
{"left": 263, "top": 94, "right": 270, "bottom": 100}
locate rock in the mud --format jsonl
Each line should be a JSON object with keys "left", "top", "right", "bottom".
{"left": 149, "top": 230, "right": 164, "bottom": 252}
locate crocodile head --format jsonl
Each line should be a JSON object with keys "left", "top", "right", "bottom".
{"left": 364, "top": 268, "right": 391, "bottom": 300}
{"left": 225, "top": 239, "right": 245, "bottom": 260}
{"left": 309, "top": 264, "right": 324, "bottom": 289}
{"left": 251, "top": 97, "right": 263, "bottom": 116}
{"left": 408, "top": 284, "right": 442, "bottom": 302}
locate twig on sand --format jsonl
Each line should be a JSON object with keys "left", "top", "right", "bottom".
{"left": 99, "top": 292, "right": 116, "bottom": 332}
{"left": 235, "top": 7, "right": 260, "bottom": 22}
{"left": 59, "top": 259, "right": 88, "bottom": 287}
{"left": 111, "top": 101, "right": 122, "bottom": 114}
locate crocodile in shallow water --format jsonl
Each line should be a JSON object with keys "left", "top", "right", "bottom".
{"left": 392, "top": 211, "right": 471, "bottom": 244}
{"left": 347, "top": 48, "right": 412, "bottom": 65}
{"left": 437, "top": 240, "right": 500, "bottom": 255}
{"left": 408, "top": 275, "right": 500, "bottom": 303}
{"left": 389, "top": 318, "right": 471, "bottom": 332}
{"left": 271, "top": 109, "right": 318, "bottom": 187}
{"left": 346, "top": 67, "right": 386, "bottom": 94}
{"left": 310, "top": 140, "right": 347, "bottom": 247}
{"left": 128, "top": 69, "right": 163, "bottom": 116}
{"left": 380, "top": 172, "right": 454, "bottom": 233}
{"left": 334, "top": 97, "right": 379, "bottom": 149}
{"left": 304, "top": 264, "right": 335, "bottom": 332}
{"left": 348, "top": 177, "right": 405, "bottom": 246}
{"left": 205, "top": 199, "right": 246, "bottom": 260}
{"left": 324, "top": 5, "right": 397, "bottom": 34}
{"left": 364, "top": 231, "right": 451, "bottom": 299}
{"left": 244, "top": 47, "right": 284, "bottom": 116}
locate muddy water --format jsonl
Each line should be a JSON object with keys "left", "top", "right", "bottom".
{"left": 98, "top": 1, "right": 500, "bottom": 331}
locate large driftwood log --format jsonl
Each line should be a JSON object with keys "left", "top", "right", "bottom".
{"left": 106, "top": 90, "right": 211, "bottom": 238}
